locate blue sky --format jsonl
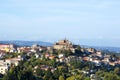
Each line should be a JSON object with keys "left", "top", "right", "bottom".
{"left": 0, "top": 0, "right": 120, "bottom": 47}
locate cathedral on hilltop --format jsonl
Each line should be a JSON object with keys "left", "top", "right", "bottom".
{"left": 53, "top": 39, "right": 73, "bottom": 50}
{"left": 53, "top": 39, "right": 77, "bottom": 53}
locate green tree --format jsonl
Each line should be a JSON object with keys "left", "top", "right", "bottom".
{"left": 36, "top": 67, "right": 44, "bottom": 77}
{"left": 59, "top": 75, "right": 65, "bottom": 80}
{"left": 49, "top": 76, "right": 54, "bottom": 80}
{"left": 77, "top": 45, "right": 81, "bottom": 50}
{"left": 44, "top": 68, "right": 53, "bottom": 80}
{"left": 53, "top": 68, "right": 60, "bottom": 79}
{"left": 3, "top": 62, "right": 36, "bottom": 80}
{"left": 114, "top": 67, "right": 120, "bottom": 75}
{"left": 104, "top": 73, "right": 119, "bottom": 80}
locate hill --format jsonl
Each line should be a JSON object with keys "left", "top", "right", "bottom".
{"left": 0, "top": 41, "right": 53, "bottom": 47}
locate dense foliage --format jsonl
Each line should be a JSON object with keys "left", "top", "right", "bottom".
{"left": 1, "top": 47, "right": 120, "bottom": 80}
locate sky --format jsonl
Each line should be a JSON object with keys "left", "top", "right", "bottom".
{"left": 0, "top": 0, "right": 120, "bottom": 47}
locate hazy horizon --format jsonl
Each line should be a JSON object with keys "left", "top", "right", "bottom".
{"left": 1, "top": 39, "right": 120, "bottom": 48}
{"left": 0, "top": 0, "right": 120, "bottom": 47}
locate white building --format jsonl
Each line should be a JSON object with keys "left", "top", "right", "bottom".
{"left": 0, "top": 61, "right": 9, "bottom": 74}
{"left": 58, "top": 54, "right": 64, "bottom": 58}
{"left": 5, "top": 57, "right": 23, "bottom": 66}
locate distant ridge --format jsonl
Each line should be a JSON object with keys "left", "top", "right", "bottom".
{"left": 0, "top": 41, "right": 120, "bottom": 53}
{"left": 91, "top": 46, "right": 120, "bottom": 53}
{"left": 81, "top": 45, "right": 120, "bottom": 53}
{"left": 0, "top": 41, "right": 53, "bottom": 47}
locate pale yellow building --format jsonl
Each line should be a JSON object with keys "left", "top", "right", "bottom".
{"left": 53, "top": 39, "right": 73, "bottom": 50}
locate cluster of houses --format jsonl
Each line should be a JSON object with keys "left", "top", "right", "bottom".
{"left": 35, "top": 40, "right": 120, "bottom": 74}
{"left": 0, "top": 43, "right": 50, "bottom": 75}
{"left": 0, "top": 39, "right": 120, "bottom": 75}
{"left": 0, "top": 56, "right": 23, "bottom": 74}
{"left": 0, "top": 44, "right": 16, "bottom": 57}
{"left": 81, "top": 48, "right": 120, "bottom": 67}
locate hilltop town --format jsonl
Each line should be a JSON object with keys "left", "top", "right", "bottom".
{"left": 0, "top": 39, "right": 120, "bottom": 80}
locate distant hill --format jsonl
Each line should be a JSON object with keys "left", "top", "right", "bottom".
{"left": 0, "top": 41, "right": 120, "bottom": 53}
{"left": 0, "top": 41, "right": 53, "bottom": 47}
{"left": 92, "top": 46, "right": 120, "bottom": 53}
{"left": 81, "top": 45, "right": 120, "bottom": 53}
{"left": 82, "top": 46, "right": 120, "bottom": 53}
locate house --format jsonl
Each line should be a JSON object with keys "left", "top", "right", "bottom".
{"left": 58, "top": 54, "right": 64, "bottom": 58}
{"left": 17, "top": 47, "right": 31, "bottom": 53}
{"left": 81, "top": 48, "right": 86, "bottom": 52}
{"left": 0, "top": 44, "right": 16, "bottom": 53}
{"left": 5, "top": 57, "right": 23, "bottom": 66}
{"left": 30, "top": 49, "right": 37, "bottom": 53}
{"left": 96, "top": 51, "right": 102, "bottom": 57}
{"left": 90, "top": 74, "right": 98, "bottom": 80}
{"left": 92, "top": 59, "right": 101, "bottom": 64}
{"left": 86, "top": 48, "right": 96, "bottom": 53}
{"left": 41, "top": 65, "right": 49, "bottom": 71}
{"left": 102, "top": 57, "right": 109, "bottom": 63}
{"left": 82, "top": 70, "right": 89, "bottom": 74}
{"left": 0, "top": 61, "right": 9, "bottom": 74}
{"left": 40, "top": 65, "right": 55, "bottom": 72}
{"left": 35, "top": 53, "right": 40, "bottom": 58}
{"left": 45, "top": 53, "right": 50, "bottom": 58}
{"left": 109, "top": 62, "right": 116, "bottom": 66}
{"left": 0, "top": 50, "right": 6, "bottom": 58}
{"left": 59, "top": 57, "right": 65, "bottom": 62}
{"left": 40, "top": 46, "right": 47, "bottom": 51}
{"left": 49, "top": 55, "right": 55, "bottom": 60}
{"left": 10, "top": 48, "right": 16, "bottom": 53}
{"left": 0, "top": 44, "right": 15, "bottom": 49}
{"left": 82, "top": 57, "right": 90, "bottom": 61}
